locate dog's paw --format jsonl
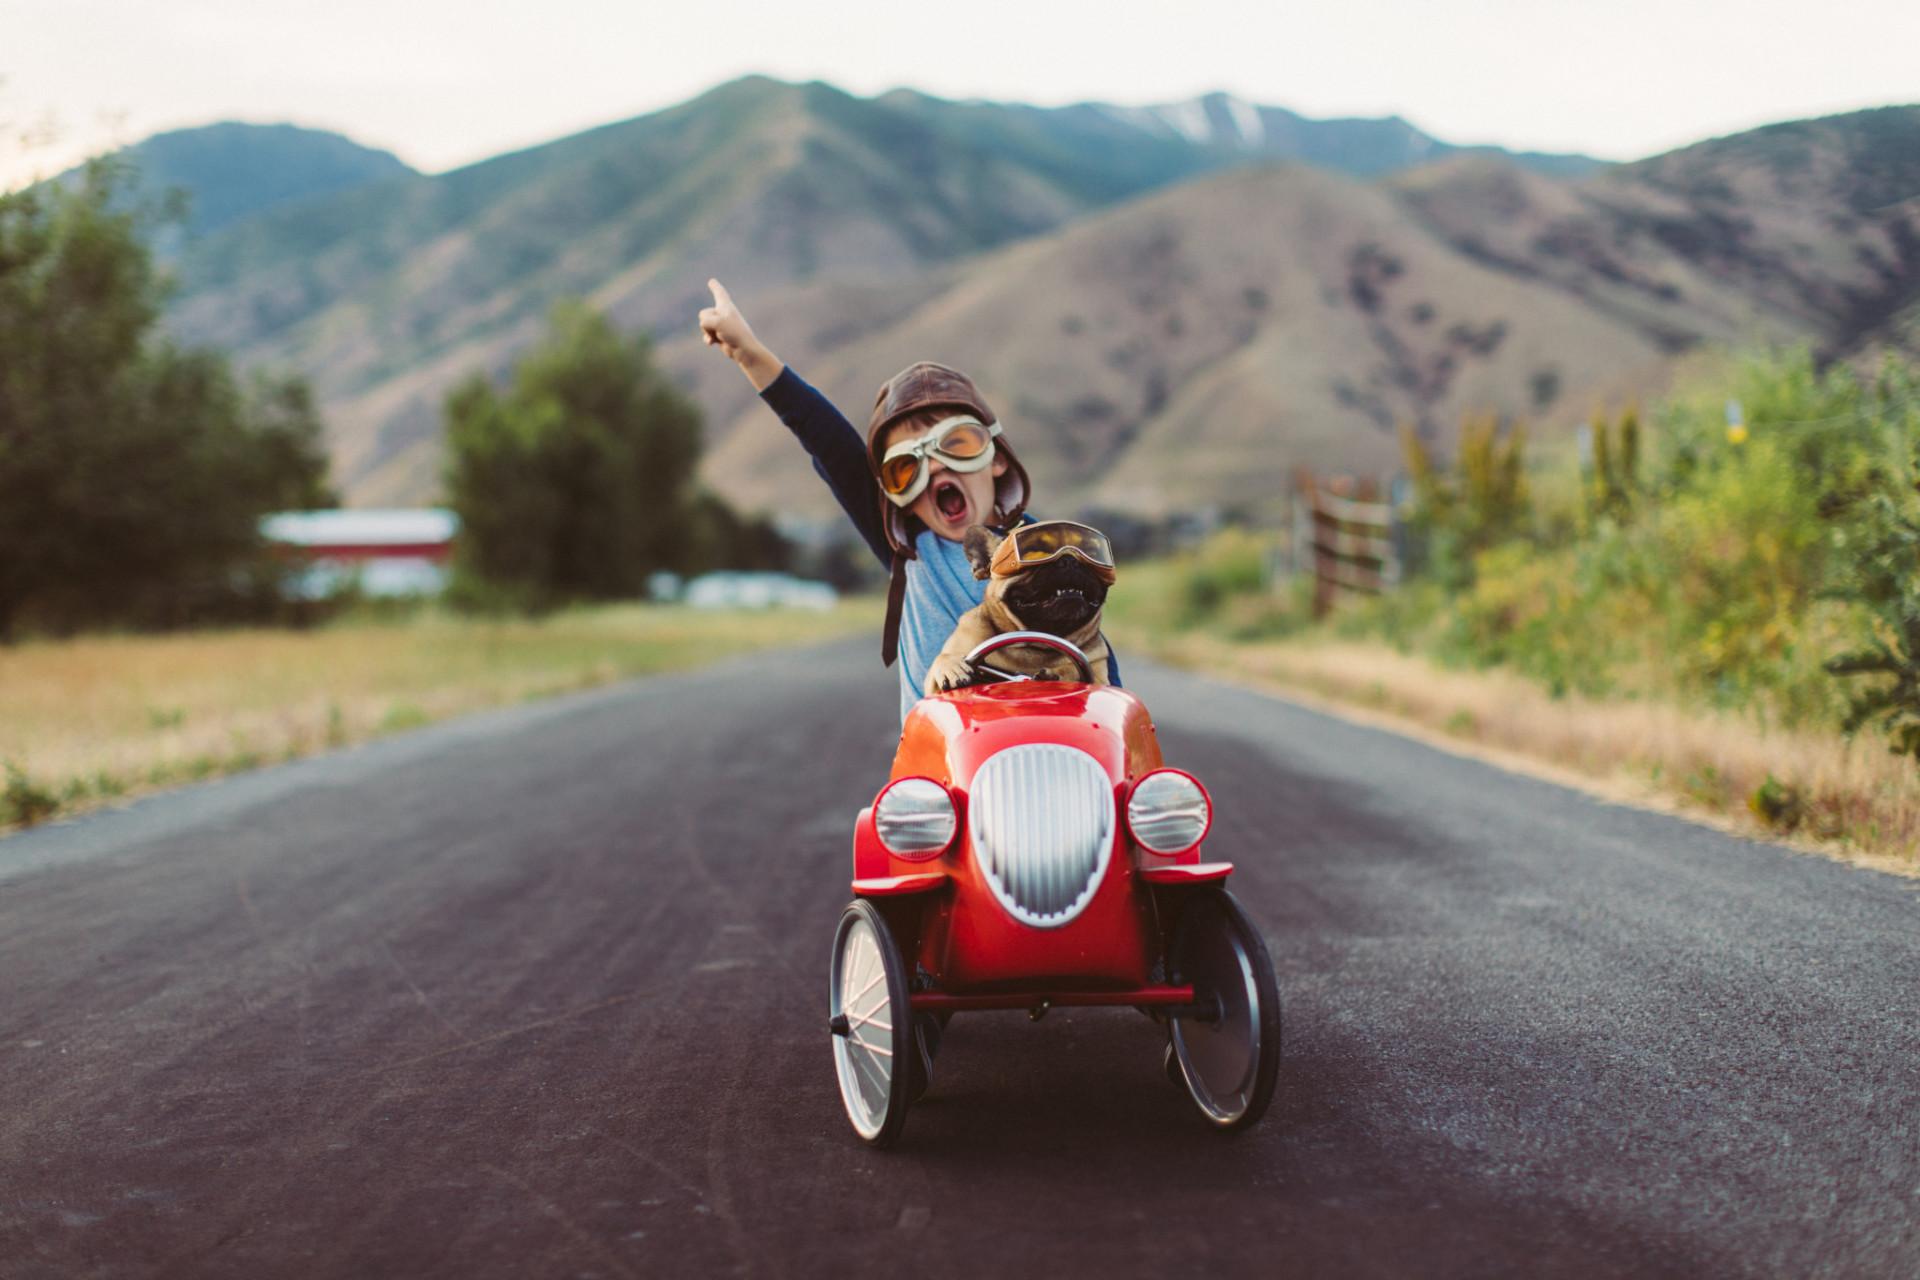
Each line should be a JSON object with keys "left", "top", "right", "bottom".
{"left": 924, "top": 655, "right": 976, "bottom": 695}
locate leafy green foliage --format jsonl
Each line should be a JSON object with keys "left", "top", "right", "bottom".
{"left": 1822, "top": 390, "right": 1920, "bottom": 757}
{"left": 0, "top": 161, "right": 335, "bottom": 637}
{"left": 1401, "top": 415, "right": 1529, "bottom": 588}
{"left": 1586, "top": 405, "right": 1640, "bottom": 523}
{"left": 445, "top": 301, "right": 778, "bottom": 611}
{"left": 1747, "top": 774, "right": 1804, "bottom": 831}
{"left": 1140, "top": 347, "right": 1920, "bottom": 780}
{"left": 2, "top": 761, "right": 58, "bottom": 827}
{"left": 1348, "top": 350, "right": 1918, "bottom": 731}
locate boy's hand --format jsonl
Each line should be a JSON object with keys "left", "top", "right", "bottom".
{"left": 698, "top": 278, "right": 783, "bottom": 391}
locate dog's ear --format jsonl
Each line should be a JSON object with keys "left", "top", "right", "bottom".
{"left": 963, "top": 525, "right": 1000, "bottom": 581}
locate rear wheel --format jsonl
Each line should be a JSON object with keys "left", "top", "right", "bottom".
{"left": 1168, "top": 890, "right": 1280, "bottom": 1130}
{"left": 828, "top": 900, "right": 912, "bottom": 1147}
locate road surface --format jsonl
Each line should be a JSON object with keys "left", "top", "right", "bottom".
{"left": 3, "top": 639, "right": 1917, "bottom": 1277}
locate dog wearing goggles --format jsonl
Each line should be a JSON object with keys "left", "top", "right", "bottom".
{"left": 923, "top": 521, "right": 1117, "bottom": 694}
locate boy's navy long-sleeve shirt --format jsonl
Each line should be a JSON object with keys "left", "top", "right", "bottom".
{"left": 761, "top": 367, "right": 895, "bottom": 571}
{"left": 759, "top": 366, "right": 1120, "bottom": 716}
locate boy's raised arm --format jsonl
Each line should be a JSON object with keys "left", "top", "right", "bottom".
{"left": 698, "top": 279, "right": 784, "bottom": 391}
{"left": 698, "top": 279, "right": 892, "bottom": 568}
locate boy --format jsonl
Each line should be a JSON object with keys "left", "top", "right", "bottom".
{"left": 697, "top": 279, "right": 1119, "bottom": 720}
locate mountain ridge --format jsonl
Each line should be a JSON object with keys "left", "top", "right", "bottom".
{"left": 52, "top": 122, "right": 413, "bottom": 241}
{"left": 141, "top": 82, "right": 1920, "bottom": 516}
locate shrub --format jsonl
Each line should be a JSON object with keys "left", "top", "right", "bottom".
{"left": 3, "top": 762, "right": 59, "bottom": 827}
{"left": 1174, "top": 529, "right": 1270, "bottom": 624}
{"left": 1401, "top": 415, "right": 1529, "bottom": 588}
{"left": 1823, "top": 416, "right": 1920, "bottom": 758}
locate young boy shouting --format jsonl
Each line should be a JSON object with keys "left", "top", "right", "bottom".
{"left": 697, "top": 279, "right": 1120, "bottom": 719}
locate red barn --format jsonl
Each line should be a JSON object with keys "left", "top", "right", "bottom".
{"left": 261, "top": 509, "right": 459, "bottom": 598}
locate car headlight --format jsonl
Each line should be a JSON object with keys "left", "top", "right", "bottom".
{"left": 874, "top": 777, "right": 957, "bottom": 859}
{"left": 1126, "top": 769, "right": 1212, "bottom": 855}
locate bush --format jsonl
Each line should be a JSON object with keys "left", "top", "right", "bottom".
{"left": 1401, "top": 415, "right": 1529, "bottom": 588}
{"left": 3, "top": 762, "right": 59, "bottom": 827}
{"left": 1174, "top": 529, "right": 1270, "bottom": 625}
{"left": 1342, "top": 348, "right": 1916, "bottom": 730}
{"left": 1823, "top": 390, "right": 1920, "bottom": 756}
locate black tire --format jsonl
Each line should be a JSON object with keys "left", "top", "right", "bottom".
{"left": 1168, "top": 889, "right": 1281, "bottom": 1130}
{"left": 828, "top": 900, "right": 912, "bottom": 1147}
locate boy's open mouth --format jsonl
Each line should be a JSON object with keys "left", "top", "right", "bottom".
{"left": 932, "top": 477, "right": 969, "bottom": 523}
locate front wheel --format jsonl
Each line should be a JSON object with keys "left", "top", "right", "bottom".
{"left": 828, "top": 900, "right": 912, "bottom": 1147}
{"left": 1168, "top": 889, "right": 1281, "bottom": 1130}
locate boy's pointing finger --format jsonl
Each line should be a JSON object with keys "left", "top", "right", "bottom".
{"left": 708, "top": 278, "right": 733, "bottom": 311}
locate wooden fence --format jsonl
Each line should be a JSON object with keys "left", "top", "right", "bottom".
{"left": 1291, "top": 471, "right": 1401, "bottom": 618}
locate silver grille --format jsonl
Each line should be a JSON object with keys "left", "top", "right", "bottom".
{"left": 968, "top": 744, "right": 1115, "bottom": 928}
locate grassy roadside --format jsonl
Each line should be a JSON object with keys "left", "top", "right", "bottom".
{"left": 1122, "top": 629, "right": 1920, "bottom": 876}
{"left": 1099, "top": 348, "right": 1920, "bottom": 875}
{"left": 1, "top": 602, "right": 869, "bottom": 832}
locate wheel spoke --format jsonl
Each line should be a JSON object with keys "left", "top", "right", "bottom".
{"left": 851, "top": 1026, "right": 894, "bottom": 1056}
{"left": 849, "top": 1044, "right": 890, "bottom": 1095}
{"left": 845, "top": 968, "right": 885, "bottom": 1008}
{"left": 844, "top": 938, "right": 874, "bottom": 1000}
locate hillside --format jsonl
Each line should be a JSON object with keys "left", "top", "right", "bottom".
{"left": 67, "top": 122, "right": 413, "bottom": 239}
{"left": 1392, "top": 106, "right": 1920, "bottom": 362}
{"left": 156, "top": 77, "right": 1604, "bottom": 504}
{"left": 689, "top": 164, "right": 1674, "bottom": 519}
{"left": 684, "top": 107, "right": 1920, "bottom": 519}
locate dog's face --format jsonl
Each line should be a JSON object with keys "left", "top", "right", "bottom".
{"left": 964, "top": 526, "right": 1110, "bottom": 637}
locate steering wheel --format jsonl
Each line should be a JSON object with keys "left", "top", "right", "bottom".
{"left": 963, "top": 631, "right": 1096, "bottom": 685}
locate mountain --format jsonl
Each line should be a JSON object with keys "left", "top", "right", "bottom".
{"left": 157, "top": 77, "right": 1605, "bottom": 504}
{"left": 146, "top": 82, "right": 1920, "bottom": 518}
{"left": 690, "top": 165, "right": 1671, "bottom": 519}
{"left": 687, "top": 107, "right": 1920, "bottom": 519}
{"left": 69, "top": 122, "right": 414, "bottom": 239}
{"left": 1392, "top": 106, "right": 1920, "bottom": 362}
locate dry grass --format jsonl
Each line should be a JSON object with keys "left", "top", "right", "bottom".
{"left": 0, "top": 602, "right": 868, "bottom": 830}
{"left": 1128, "top": 631, "right": 1920, "bottom": 876}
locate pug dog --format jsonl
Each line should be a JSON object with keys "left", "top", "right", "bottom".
{"left": 924, "top": 523, "right": 1114, "bottom": 693}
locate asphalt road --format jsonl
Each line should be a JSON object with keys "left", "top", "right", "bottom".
{"left": 4, "top": 638, "right": 1918, "bottom": 1278}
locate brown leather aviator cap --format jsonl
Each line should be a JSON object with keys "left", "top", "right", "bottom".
{"left": 867, "top": 362, "right": 997, "bottom": 448}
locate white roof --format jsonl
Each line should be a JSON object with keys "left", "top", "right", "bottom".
{"left": 261, "top": 508, "right": 459, "bottom": 547}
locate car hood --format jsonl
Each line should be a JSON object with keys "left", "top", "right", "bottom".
{"left": 892, "top": 682, "right": 1162, "bottom": 791}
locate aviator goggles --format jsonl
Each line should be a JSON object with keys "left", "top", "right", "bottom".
{"left": 879, "top": 415, "right": 1003, "bottom": 507}
{"left": 989, "top": 520, "right": 1118, "bottom": 584}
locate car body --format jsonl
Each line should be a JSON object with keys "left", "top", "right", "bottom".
{"left": 829, "top": 636, "right": 1279, "bottom": 1146}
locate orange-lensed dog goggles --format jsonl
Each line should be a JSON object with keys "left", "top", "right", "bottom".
{"left": 989, "top": 521, "right": 1118, "bottom": 583}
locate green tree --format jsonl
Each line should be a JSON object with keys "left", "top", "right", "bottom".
{"left": 0, "top": 161, "right": 334, "bottom": 636}
{"left": 444, "top": 301, "right": 707, "bottom": 610}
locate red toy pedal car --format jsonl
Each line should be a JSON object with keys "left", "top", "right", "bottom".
{"left": 829, "top": 633, "right": 1281, "bottom": 1147}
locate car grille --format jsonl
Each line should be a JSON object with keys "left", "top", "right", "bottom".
{"left": 968, "top": 744, "right": 1115, "bottom": 928}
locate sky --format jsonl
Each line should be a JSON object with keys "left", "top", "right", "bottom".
{"left": 5, "top": 0, "right": 1919, "bottom": 189}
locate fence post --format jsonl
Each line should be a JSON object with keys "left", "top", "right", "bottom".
{"left": 1299, "top": 467, "right": 1399, "bottom": 618}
